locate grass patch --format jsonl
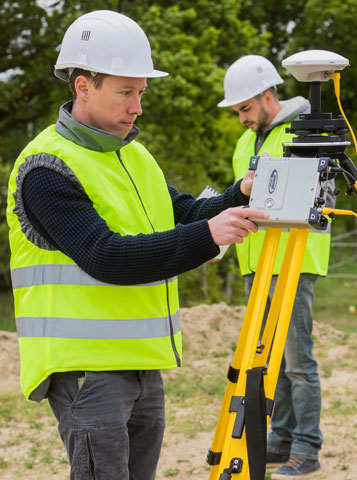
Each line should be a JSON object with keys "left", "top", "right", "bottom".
{"left": 314, "top": 276, "right": 357, "bottom": 334}
{"left": 323, "top": 450, "right": 337, "bottom": 458}
{"left": 326, "top": 399, "right": 354, "bottom": 416}
{"left": 320, "top": 365, "right": 332, "bottom": 378}
{"left": 172, "top": 412, "right": 216, "bottom": 437}
{"left": 164, "top": 468, "right": 180, "bottom": 477}
{"left": 0, "top": 392, "right": 69, "bottom": 478}
{"left": 0, "top": 457, "right": 9, "bottom": 469}
{"left": 0, "top": 394, "right": 53, "bottom": 425}
{"left": 164, "top": 372, "right": 226, "bottom": 401}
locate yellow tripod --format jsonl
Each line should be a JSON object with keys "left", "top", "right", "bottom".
{"left": 207, "top": 226, "right": 310, "bottom": 480}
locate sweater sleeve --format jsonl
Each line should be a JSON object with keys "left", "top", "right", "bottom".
{"left": 168, "top": 181, "right": 249, "bottom": 225}
{"left": 22, "top": 168, "right": 220, "bottom": 285}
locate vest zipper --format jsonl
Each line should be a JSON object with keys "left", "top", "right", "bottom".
{"left": 117, "top": 151, "right": 181, "bottom": 367}
{"left": 165, "top": 277, "right": 181, "bottom": 367}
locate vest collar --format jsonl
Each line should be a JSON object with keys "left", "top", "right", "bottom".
{"left": 56, "top": 101, "right": 140, "bottom": 152}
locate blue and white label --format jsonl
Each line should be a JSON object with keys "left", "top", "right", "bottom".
{"left": 268, "top": 169, "right": 278, "bottom": 194}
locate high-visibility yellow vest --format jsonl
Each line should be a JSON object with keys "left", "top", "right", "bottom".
{"left": 7, "top": 124, "right": 181, "bottom": 400}
{"left": 233, "top": 125, "right": 331, "bottom": 276}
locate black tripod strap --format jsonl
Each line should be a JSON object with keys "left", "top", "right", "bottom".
{"left": 245, "top": 367, "right": 267, "bottom": 480}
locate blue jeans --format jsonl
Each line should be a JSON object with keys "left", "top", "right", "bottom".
{"left": 245, "top": 273, "right": 323, "bottom": 460}
{"left": 47, "top": 370, "right": 165, "bottom": 480}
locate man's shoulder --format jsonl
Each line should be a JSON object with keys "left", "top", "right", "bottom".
{"left": 21, "top": 125, "right": 58, "bottom": 155}
{"left": 123, "top": 139, "right": 149, "bottom": 154}
{"left": 236, "top": 127, "right": 256, "bottom": 145}
{"left": 273, "top": 96, "right": 310, "bottom": 126}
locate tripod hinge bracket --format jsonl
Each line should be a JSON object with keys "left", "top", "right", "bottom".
{"left": 229, "top": 395, "right": 275, "bottom": 438}
{"left": 206, "top": 448, "right": 222, "bottom": 466}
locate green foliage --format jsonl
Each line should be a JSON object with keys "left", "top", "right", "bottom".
{"left": 288, "top": 0, "right": 357, "bottom": 121}
{"left": 0, "top": 157, "right": 11, "bottom": 288}
{"left": 314, "top": 277, "right": 357, "bottom": 334}
{"left": 0, "top": 1, "right": 72, "bottom": 162}
{"left": 239, "top": 0, "right": 307, "bottom": 62}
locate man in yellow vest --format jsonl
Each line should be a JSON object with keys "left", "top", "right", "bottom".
{"left": 218, "top": 55, "right": 334, "bottom": 479}
{"left": 6, "top": 12, "right": 268, "bottom": 480}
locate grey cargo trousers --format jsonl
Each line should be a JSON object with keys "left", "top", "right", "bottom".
{"left": 47, "top": 370, "right": 165, "bottom": 480}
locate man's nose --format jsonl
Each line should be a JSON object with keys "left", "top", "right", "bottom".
{"left": 129, "top": 95, "right": 143, "bottom": 116}
{"left": 238, "top": 111, "right": 246, "bottom": 123}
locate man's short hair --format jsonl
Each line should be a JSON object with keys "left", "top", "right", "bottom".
{"left": 256, "top": 86, "right": 279, "bottom": 101}
{"left": 265, "top": 86, "right": 279, "bottom": 98}
{"left": 69, "top": 69, "right": 108, "bottom": 100}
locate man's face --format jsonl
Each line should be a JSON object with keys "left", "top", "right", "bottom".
{"left": 85, "top": 75, "right": 147, "bottom": 138}
{"left": 232, "top": 95, "right": 270, "bottom": 134}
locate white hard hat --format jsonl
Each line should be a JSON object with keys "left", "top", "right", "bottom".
{"left": 218, "top": 55, "right": 283, "bottom": 107}
{"left": 54, "top": 10, "right": 168, "bottom": 81}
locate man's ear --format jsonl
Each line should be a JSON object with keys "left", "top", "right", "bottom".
{"left": 262, "top": 89, "right": 274, "bottom": 107}
{"left": 74, "top": 75, "right": 91, "bottom": 102}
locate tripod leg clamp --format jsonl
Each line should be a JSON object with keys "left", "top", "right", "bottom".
{"left": 206, "top": 449, "right": 222, "bottom": 466}
{"left": 227, "top": 363, "right": 240, "bottom": 383}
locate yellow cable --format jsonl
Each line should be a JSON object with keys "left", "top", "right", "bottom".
{"left": 332, "top": 73, "right": 357, "bottom": 152}
{"left": 322, "top": 207, "right": 357, "bottom": 218}
{"left": 332, "top": 73, "right": 357, "bottom": 192}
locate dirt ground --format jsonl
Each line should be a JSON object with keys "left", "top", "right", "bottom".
{"left": 0, "top": 302, "right": 356, "bottom": 479}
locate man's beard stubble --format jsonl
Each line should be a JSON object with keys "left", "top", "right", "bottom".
{"left": 255, "top": 106, "right": 270, "bottom": 136}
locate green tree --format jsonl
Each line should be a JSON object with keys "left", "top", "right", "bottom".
{"left": 239, "top": 0, "right": 308, "bottom": 62}
{"left": 287, "top": 0, "right": 357, "bottom": 118}
{"left": 0, "top": 156, "right": 11, "bottom": 288}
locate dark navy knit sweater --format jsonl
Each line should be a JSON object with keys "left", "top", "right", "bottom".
{"left": 22, "top": 167, "right": 248, "bottom": 285}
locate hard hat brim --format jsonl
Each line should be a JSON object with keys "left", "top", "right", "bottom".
{"left": 217, "top": 79, "right": 284, "bottom": 108}
{"left": 54, "top": 66, "right": 169, "bottom": 82}
{"left": 217, "top": 98, "right": 239, "bottom": 108}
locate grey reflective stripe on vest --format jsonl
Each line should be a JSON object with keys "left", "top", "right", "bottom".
{"left": 11, "top": 264, "right": 177, "bottom": 289}
{"left": 16, "top": 311, "right": 180, "bottom": 339}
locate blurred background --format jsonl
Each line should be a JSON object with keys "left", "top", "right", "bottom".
{"left": 1, "top": 0, "right": 356, "bottom": 332}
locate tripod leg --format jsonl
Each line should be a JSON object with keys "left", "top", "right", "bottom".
{"left": 207, "top": 228, "right": 309, "bottom": 480}
{"left": 208, "top": 228, "right": 282, "bottom": 480}
{"left": 264, "top": 228, "right": 309, "bottom": 398}
{"left": 254, "top": 228, "right": 310, "bottom": 371}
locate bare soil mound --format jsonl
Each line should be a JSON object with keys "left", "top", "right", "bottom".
{"left": 0, "top": 302, "right": 356, "bottom": 479}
